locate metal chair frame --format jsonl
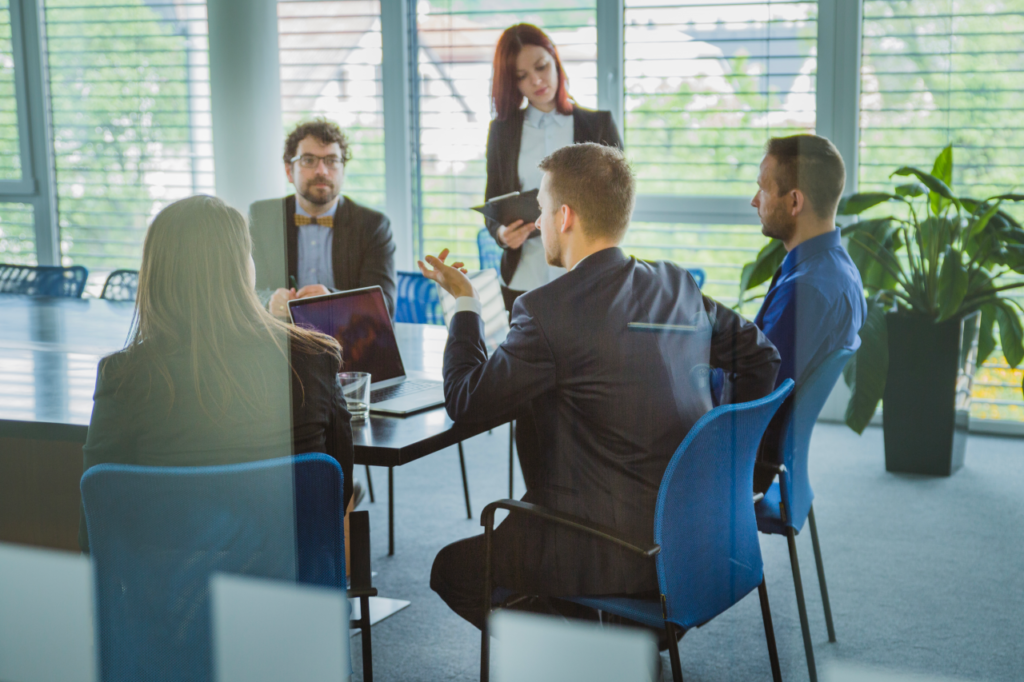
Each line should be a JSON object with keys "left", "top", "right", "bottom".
{"left": 0, "top": 263, "right": 89, "bottom": 297}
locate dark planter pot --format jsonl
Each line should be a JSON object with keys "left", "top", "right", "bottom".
{"left": 882, "top": 311, "right": 980, "bottom": 476}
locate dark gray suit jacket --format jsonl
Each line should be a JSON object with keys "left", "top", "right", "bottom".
{"left": 443, "top": 247, "right": 780, "bottom": 596}
{"left": 249, "top": 194, "right": 397, "bottom": 316}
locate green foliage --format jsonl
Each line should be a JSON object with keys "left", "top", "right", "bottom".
{"left": 839, "top": 147, "right": 1024, "bottom": 429}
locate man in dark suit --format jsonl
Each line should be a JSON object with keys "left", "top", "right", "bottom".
{"left": 419, "top": 143, "right": 780, "bottom": 630}
{"left": 251, "top": 118, "right": 397, "bottom": 318}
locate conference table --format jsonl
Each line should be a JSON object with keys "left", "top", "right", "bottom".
{"left": 0, "top": 294, "right": 507, "bottom": 556}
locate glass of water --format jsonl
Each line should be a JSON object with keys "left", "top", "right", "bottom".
{"left": 339, "top": 372, "right": 371, "bottom": 420}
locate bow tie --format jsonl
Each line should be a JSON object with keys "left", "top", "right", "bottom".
{"left": 295, "top": 214, "right": 333, "bottom": 227}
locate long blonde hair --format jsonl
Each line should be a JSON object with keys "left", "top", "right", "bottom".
{"left": 109, "top": 195, "right": 340, "bottom": 415}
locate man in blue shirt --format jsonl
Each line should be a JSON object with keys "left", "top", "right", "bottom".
{"left": 750, "top": 134, "right": 866, "bottom": 492}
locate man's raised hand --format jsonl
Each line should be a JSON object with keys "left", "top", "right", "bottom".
{"left": 417, "top": 248, "right": 476, "bottom": 300}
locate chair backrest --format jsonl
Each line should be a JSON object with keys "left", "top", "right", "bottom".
{"left": 687, "top": 268, "right": 706, "bottom": 289}
{"left": 437, "top": 268, "right": 509, "bottom": 352}
{"left": 654, "top": 380, "right": 794, "bottom": 630}
{"left": 80, "top": 454, "right": 344, "bottom": 682}
{"left": 777, "top": 348, "right": 854, "bottom": 531}
{"left": 0, "top": 263, "right": 89, "bottom": 297}
{"left": 477, "top": 228, "right": 503, "bottom": 275}
{"left": 395, "top": 270, "right": 445, "bottom": 325}
{"left": 100, "top": 269, "right": 139, "bottom": 302}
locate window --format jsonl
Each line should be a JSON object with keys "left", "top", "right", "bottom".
{"left": 860, "top": 0, "right": 1024, "bottom": 423}
{"left": 624, "top": 0, "right": 817, "bottom": 197}
{"left": 43, "top": 0, "right": 214, "bottom": 270}
{"left": 0, "top": 203, "right": 35, "bottom": 265}
{"left": 413, "top": 0, "right": 598, "bottom": 266}
{"left": 0, "top": 0, "right": 22, "bottom": 182}
{"left": 621, "top": 0, "right": 816, "bottom": 305}
{"left": 278, "top": 0, "right": 386, "bottom": 209}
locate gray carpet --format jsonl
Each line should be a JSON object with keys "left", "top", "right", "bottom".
{"left": 351, "top": 423, "right": 1024, "bottom": 682}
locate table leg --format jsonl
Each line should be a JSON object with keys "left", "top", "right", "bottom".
{"left": 388, "top": 467, "right": 394, "bottom": 556}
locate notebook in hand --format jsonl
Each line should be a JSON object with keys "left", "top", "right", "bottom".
{"left": 471, "top": 189, "right": 541, "bottom": 227}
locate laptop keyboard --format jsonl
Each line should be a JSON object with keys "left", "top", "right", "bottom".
{"left": 370, "top": 380, "right": 440, "bottom": 404}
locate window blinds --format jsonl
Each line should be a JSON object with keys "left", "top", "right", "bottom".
{"left": 43, "top": 0, "right": 214, "bottom": 270}
{"left": 277, "top": 0, "right": 386, "bottom": 209}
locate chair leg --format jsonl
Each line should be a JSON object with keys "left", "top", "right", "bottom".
{"left": 508, "top": 421, "right": 515, "bottom": 499}
{"left": 458, "top": 442, "right": 472, "bottom": 520}
{"left": 360, "top": 594, "right": 373, "bottom": 682}
{"left": 665, "top": 622, "right": 684, "bottom": 682}
{"left": 808, "top": 506, "right": 836, "bottom": 643}
{"left": 387, "top": 467, "right": 395, "bottom": 556}
{"left": 787, "top": 528, "right": 816, "bottom": 682}
{"left": 757, "top": 577, "right": 783, "bottom": 682}
{"left": 364, "top": 465, "right": 375, "bottom": 503}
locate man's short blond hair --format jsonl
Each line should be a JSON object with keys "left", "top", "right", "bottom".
{"left": 538, "top": 143, "right": 635, "bottom": 241}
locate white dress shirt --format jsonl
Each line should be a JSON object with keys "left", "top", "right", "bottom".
{"left": 507, "top": 105, "right": 573, "bottom": 292}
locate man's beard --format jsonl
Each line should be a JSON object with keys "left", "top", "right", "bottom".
{"left": 760, "top": 204, "right": 797, "bottom": 243}
{"left": 298, "top": 176, "right": 339, "bottom": 208}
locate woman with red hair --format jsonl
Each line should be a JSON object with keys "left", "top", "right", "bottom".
{"left": 484, "top": 23, "right": 623, "bottom": 311}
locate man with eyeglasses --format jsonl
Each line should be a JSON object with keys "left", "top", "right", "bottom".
{"left": 251, "top": 118, "right": 397, "bottom": 318}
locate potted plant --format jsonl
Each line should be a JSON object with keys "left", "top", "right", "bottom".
{"left": 739, "top": 146, "right": 1024, "bottom": 475}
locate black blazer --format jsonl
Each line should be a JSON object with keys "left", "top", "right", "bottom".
{"left": 249, "top": 194, "right": 398, "bottom": 316}
{"left": 484, "top": 106, "right": 624, "bottom": 285}
{"left": 443, "top": 247, "right": 780, "bottom": 596}
{"left": 79, "top": 338, "right": 354, "bottom": 552}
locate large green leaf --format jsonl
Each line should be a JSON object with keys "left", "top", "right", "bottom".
{"left": 895, "top": 182, "right": 927, "bottom": 198}
{"left": 936, "top": 248, "right": 968, "bottom": 321}
{"left": 929, "top": 145, "right": 954, "bottom": 215}
{"left": 977, "top": 304, "right": 997, "bottom": 367}
{"left": 844, "top": 218, "right": 902, "bottom": 292}
{"left": 845, "top": 297, "right": 889, "bottom": 434}
{"left": 738, "top": 238, "right": 786, "bottom": 304}
{"left": 891, "top": 166, "right": 958, "bottom": 204}
{"left": 968, "top": 200, "right": 1004, "bottom": 238}
{"left": 930, "top": 145, "right": 954, "bottom": 185}
{"left": 837, "top": 193, "right": 903, "bottom": 215}
{"left": 994, "top": 300, "right": 1024, "bottom": 368}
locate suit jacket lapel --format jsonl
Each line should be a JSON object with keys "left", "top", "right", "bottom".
{"left": 285, "top": 195, "right": 298, "bottom": 284}
{"left": 331, "top": 196, "right": 351, "bottom": 291}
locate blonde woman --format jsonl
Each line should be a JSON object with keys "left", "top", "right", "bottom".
{"left": 79, "top": 195, "right": 353, "bottom": 551}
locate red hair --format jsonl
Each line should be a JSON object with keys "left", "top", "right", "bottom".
{"left": 491, "top": 24, "right": 573, "bottom": 121}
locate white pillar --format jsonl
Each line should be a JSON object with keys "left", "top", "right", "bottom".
{"left": 207, "top": 0, "right": 283, "bottom": 214}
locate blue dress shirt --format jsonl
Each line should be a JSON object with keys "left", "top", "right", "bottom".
{"left": 754, "top": 228, "right": 866, "bottom": 387}
{"left": 296, "top": 198, "right": 341, "bottom": 289}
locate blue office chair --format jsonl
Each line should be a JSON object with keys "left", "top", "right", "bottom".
{"left": 687, "top": 268, "right": 706, "bottom": 289}
{"left": 396, "top": 270, "right": 445, "bottom": 325}
{"left": 0, "top": 263, "right": 89, "bottom": 297}
{"left": 81, "top": 454, "right": 376, "bottom": 682}
{"left": 755, "top": 348, "right": 854, "bottom": 682}
{"left": 394, "top": 270, "right": 473, "bottom": 521}
{"left": 477, "top": 228, "right": 502, "bottom": 276}
{"left": 480, "top": 380, "right": 795, "bottom": 682}
{"left": 100, "top": 269, "right": 139, "bottom": 302}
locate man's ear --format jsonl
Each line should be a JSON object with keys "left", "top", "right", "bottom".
{"left": 789, "top": 189, "right": 806, "bottom": 217}
{"left": 560, "top": 204, "right": 575, "bottom": 234}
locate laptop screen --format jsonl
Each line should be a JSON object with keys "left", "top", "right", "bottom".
{"left": 288, "top": 287, "right": 405, "bottom": 383}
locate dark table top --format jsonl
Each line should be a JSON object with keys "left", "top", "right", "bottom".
{"left": 0, "top": 295, "right": 503, "bottom": 466}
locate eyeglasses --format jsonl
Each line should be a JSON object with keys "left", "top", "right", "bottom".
{"left": 290, "top": 154, "right": 343, "bottom": 170}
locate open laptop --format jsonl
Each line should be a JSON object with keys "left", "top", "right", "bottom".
{"left": 288, "top": 286, "right": 445, "bottom": 415}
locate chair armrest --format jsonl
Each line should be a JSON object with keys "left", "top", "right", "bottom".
{"left": 349, "top": 511, "right": 376, "bottom": 596}
{"left": 480, "top": 499, "right": 660, "bottom": 559}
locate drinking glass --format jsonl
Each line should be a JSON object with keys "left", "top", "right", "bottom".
{"left": 339, "top": 372, "right": 371, "bottom": 419}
